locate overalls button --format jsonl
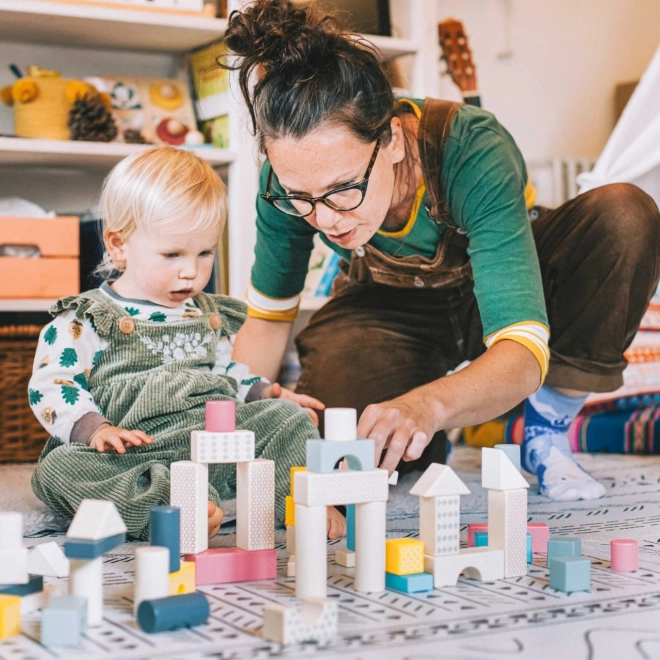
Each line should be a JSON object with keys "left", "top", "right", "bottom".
{"left": 414, "top": 277, "right": 425, "bottom": 288}
{"left": 119, "top": 317, "right": 135, "bottom": 334}
{"left": 209, "top": 313, "right": 223, "bottom": 331}
{"left": 355, "top": 246, "right": 365, "bottom": 257}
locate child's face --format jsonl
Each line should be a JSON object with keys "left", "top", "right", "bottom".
{"left": 107, "top": 222, "right": 221, "bottom": 307}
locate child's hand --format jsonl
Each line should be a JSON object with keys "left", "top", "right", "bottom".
{"left": 327, "top": 506, "right": 346, "bottom": 540}
{"left": 89, "top": 424, "right": 154, "bottom": 454}
{"left": 262, "top": 382, "right": 325, "bottom": 426}
{"left": 208, "top": 501, "right": 223, "bottom": 538}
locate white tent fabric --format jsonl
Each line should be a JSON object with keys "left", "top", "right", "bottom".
{"left": 577, "top": 42, "right": 660, "bottom": 204}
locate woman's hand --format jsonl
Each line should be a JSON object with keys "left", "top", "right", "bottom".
{"left": 261, "top": 382, "right": 325, "bottom": 426}
{"left": 89, "top": 424, "right": 154, "bottom": 454}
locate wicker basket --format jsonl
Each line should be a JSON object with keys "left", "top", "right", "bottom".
{"left": 0, "top": 325, "right": 48, "bottom": 462}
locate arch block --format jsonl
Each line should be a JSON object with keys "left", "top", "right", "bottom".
{"left": 263, "top": 598, "right": 338, "bottom": 645}
{"left": 424, "top": 547, "right": 504, "bottom": 588}
{"left": 306, "top": 439, "right": 375, "bottom": 473}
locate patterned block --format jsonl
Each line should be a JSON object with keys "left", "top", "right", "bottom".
{"left": 262, "top": 598, "right": 337, "bottom": 645}
{"left": 549, "top": 556, "right": 591, "bottom": 592}
{"left": 488, "top": 488, "right": 528, "bottom": 577}
{"left": 386, "top": 538, "right": 424, "bottom": 575}
{"left": 168, "top": 561, "right": 196, "bottom": 596}
{"left": 0, "top": 595, "right": 20, "bottom": 639}
{"left": 385, "top": 572, "right": 434, "bottom": 593}
{"left": 293, "top": 469, "right": 389, "bottom": 506}
{"left": 419, "top": 496, "right": 460, "bottom": 556}
{"left": 237, "top": 459, "right": 275, "bottom": 551}
{"left": 170, "top": 461, "right": 208, "bottom": 555}
{"left": 306, "top": 439, "right": 375, "bottom": 473}
{"left": 190, "top": 430, "right": 255, "bottom": 464}
{"left": 424, "top": 548, "right": 504, "bottom": 588}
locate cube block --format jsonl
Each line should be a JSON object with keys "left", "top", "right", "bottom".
{"left": 385, "top": 572, "right": 434, "bottom": 594}
{"left": 474, "top": 531, "right": 488, "bottom": 547}
{"left": 386, "top": 538, "right": 424, "bottom": 575}
{"left": 335, "top": 549, "right": 355, "bottom": 568}
{"left": 41, "top": 596, "right": 87, "bottom": 647}
{"left": 64, "top": 533, "right": 126, "bottom": 559}
{"left": 183, "top": 548, "right": 276, "bottom": 585}
{"left": 168, "top": 561, "right": 195, "bottom": 595}
{"left": 547, "top": 536, "right": 581, "bottom": 561}
{"left": 0, "top": 595, "right": 21, "bottom": 639}
{"left": 527, "top": 523, "right": 550, "bottom": 553}
{"left": 548, "top": 556, "right": 591, "bottom": 593}
{"left": 467, "top": 523, "right": 488, "bottom": 547}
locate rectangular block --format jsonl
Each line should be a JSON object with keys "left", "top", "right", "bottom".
{"left": 346, "top": 504, "right": 355, "bottom": 552}
{"left": 547, "top": 536, "right": 581, "bottom": 561}
{"left": 237, "top": 459, "right": 275, "bottom": 551}
{"left": 286, "top": 526, "right": 295, "bottom": 555}
{"left": 467, "top": 523, "right": 488, "bottom": 547}
{"left": 171, "top": 461, "right": 208, "bottom": 555}
{"left": 385, "top": 572, "right": 434, "bottom": 594}
{"left": 41, "top": 595, "right": 86, "bottom": 648}
{"left": 424, "top": 548, "right": 505, "bottom": 588}
{"left": 64, "top": 533, "right": 126, "bottom": 559}
{"left": 0, "top": 549, "right": 28, "bottom": 585}
{"left": 168, "top": 561, "right": 196, "bottom": 595}
{"left": 386, "top": 538, "right": 424, "bottom": 576}
{"left": 293, "top": 469, "right": 389, "bottom": 507}
{"left": 527, "top": 523, "right": 550, "bottom": 553}
{"left": 488, "top": 488, "right": 528, "bottom": 577}
{"left": 335, "top": 549, "right": 355, "bottom": 568}
{"left": 184, "top": 548, "right": 276, "bottom": 585}
{"left": 419, "top": 496, "right": 460, "bottom": 556}
{"left": 0, "top": 595, "right": 20, "bottom": 639}
{"left": 0, "top": 575, "right": 43, "bottom": 597}
{"left": 285, "top": 496, "right": 295, "bottom": 527}
{"left": 549, "top": 556, "right": 591, "bottom": 593}
{"left": 527, "top": 533, "right": 533, "bottom": 563}
{"left": 190, "top": 430, "right": 255, "bottom": 463}
{"left": 306, "top": 439, "right": 375, "bottom": 473}
{"left": 289, "top": 467, "right": 306, "bottom": 497}
{"left": 286, "top": 556, "right": 296, "bottom": 577}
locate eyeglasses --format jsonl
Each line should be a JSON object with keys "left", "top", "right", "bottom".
{"left": 260, "top": 137, "right": 382, "bottom": 218}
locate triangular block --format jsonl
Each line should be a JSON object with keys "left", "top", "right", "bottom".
{"left": 482, "top": 448, "right": 529, "bottom": 491}
{"left": 28, "top": 542, "right": 70, "bottom": 578}
{"left": 66, "top": 500, "right": 127, "bottom": 541}
{"left": 409, "top": 463, "right": 471, "bottom": 497}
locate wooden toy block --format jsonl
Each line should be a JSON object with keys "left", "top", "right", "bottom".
{"left": 385, "top": 538, "right": 424, "bottom": 575}
{"left": 289, "top": 466, "right": 306, "bottom": 497}
{"left": 549, "top": 556, "right": 591, "bottom": 592}
{"left": 237, "top": 459, "right": 275, "bottom": 551}
{"left": 20, "top": 585, "right": 53, "bottom": 616}
{"left": 355, "top": 500, "right": 386, "bottom": 593}
{"left": 183, "top": 547, "right": 277, "bottom": 585}
{"left": 610, "top": 539, "right": 639, "bottom": 572}
{"left": 424, "top": 547, "right": 505, "bottom": 588}
{"left": 488, "top": 488, "right": 528, "bottom": 577}
{"left": 0, "top": 574, "right": 43, "bottom": 597}
{"left": 137, "top": 592, "right": 210, "bottom": 633}
{"left": 293, "top": 468, "right": 389, "bottom": 507}
{"left": 168, "top": 560, "right": 196, "bottom": 595}
{"left": 295, "top": 504, "right": 328, "bottom": 599}
{"left": 494, "top": 443, "right": 521, "bottom": 471}
{"left": 64, "top": 533, "right": 126, "bottom": 559}
{"left": 527, "top": 533, "right": 533, "bottom": 563}
{"left": 285, "top": 496, "right": 296, "bottom": 527}
{"left": 66, "top": 499, "right": 127, "bottom": 541}
{"left": 205, "top": 400, "right": 236, "bottom": 432}
{"left": 262, "top": 597, "right": 337, "bottom": 645}
{"left": 324, "top": 408, "right": 357, "bottom": 441}
{"left": 286, "top": 556, "right": 296, "bottom": 577}
{"left": 385, "top": 572, "right": 434, "bottom": 594}
{"left": 190, "top": 429, "right": 255, "bottom": 463}
{"left": 482, "top": 447, "right": 529, "bottom": 491}
{"left": 41, "top": 595, "right": 86, "bottom": 648}
{"left": 388, "top": 471, "right": 399, "bottom": 486}
{"left": 150, "top": 506, "right": 180, "bottom": 574}
{"left": 346, "top": 504, "right": 355, "bottom": 551}
{"left": 28, "top": 541, "right": 69, "bottom": 577}
{"left": 335, "top": 549, "right": 355, "bottom": 567}
{"left": 134, "top": 546, "right": 170, "bottom": 615}
{"left": 306, "top": 438, "right": 375, "bottom": 473}
{"left": 0, "top": 512, "right": 28, "bottom": 585}
{"left": 419, "top": 496, "right": 461, "bottom": 556}
{"left": 0, "top": 595, "right": 21, "bottom": 639}
{"left": 474, "top": 531, "right": 488, "bottom": 547}
{"left": 547, "top": 536, "right": 581, "bottom": 561}
{"left": 286, "top": 525, "right": 295, "bottom": 555}
{"left": 527, "top": 522, "right": 550, "bottom": 553}
{"left": 409, "top": 463, "right": 471, "bottom": 499}
{"left": 69, "top": 556, "right": 103, "bottom": 627}
{"left": 467, "top": 523, "right": 488, "bottom": 547}
{"left": 170, "top": 460, "right": 208, "bottom": 555}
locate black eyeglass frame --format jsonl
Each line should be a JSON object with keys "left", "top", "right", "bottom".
{"left": 260, "top": 137, "right": 382, "bottom": 217}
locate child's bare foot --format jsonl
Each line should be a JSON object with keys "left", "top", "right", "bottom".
{"left": 327, "top": 506, "right": 346, "bottom": 540}
{"left": 208, "top": 501, "right": 223, "bottom": 539}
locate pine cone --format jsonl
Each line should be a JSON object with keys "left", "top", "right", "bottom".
{"left": 68, "top": 95, "right": 118, "bottom": 142}
{"left": 122, "top": 128, "right": 151, "bottom": 144}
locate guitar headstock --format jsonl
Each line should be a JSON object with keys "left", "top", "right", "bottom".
{"left": 438, "top": 18, "right": 478, "bottom": 101}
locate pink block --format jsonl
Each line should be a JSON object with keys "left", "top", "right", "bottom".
{"left": 205, "top": 401, "right": 236, "bottom": 433}
{"left": 527, "top": 523, "right": 550, "bottom": 554}
{"left": 184, "top": 547, "right": 276, "bottom": 584}
{"left": 610, "top": 539, "right": 639, "bottom": 572}
{"left": 467, "top": 523, "right": 488, "bottom": 547}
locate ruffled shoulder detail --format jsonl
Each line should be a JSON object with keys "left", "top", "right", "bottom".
{"left": 49, "top": 289, "right": 122, "bottom": 337}
{"left": 193, "top": 293, "right": 247, "bottom": 336}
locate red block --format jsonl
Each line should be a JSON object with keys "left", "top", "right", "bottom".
{"left": 467, "top": 523, "right": 488, "bottom": 547}
{"left": 184, "top": 548, "right": 276, "bottom": 585}
{"left": 527, "top": 523, "right": 550, "bottom": 553}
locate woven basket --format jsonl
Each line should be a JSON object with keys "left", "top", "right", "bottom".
{"left": 0, "top": 325, "right": 48, "bottom": 462}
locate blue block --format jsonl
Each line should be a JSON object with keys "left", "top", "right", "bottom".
{"left": 346, "top": 504, "right": 356, "bottom": 552}
{"left": 548, "top": 556, "right": 591, "bottom": 593}
{"left": 547, "top": 536, "right": 581, "bottom": 561}
{"left": 0, "top": 574, "right": 43, "bottom": 597}
{"left": 137, "top": 592, "right": 210, "bottom": 633}
{"left": 527, "top": 533, "right": 533, "bottom": 563}
{"left": 474, "top": 531, "right": 488, "bottom": 547}
{"left": 494, "top": 444, "right": 521, "bottom": 471}
{"left": 41, "top": 596, "right": 87, "bottom": 648}
{"left": 150, "top": 506, "right": 180, "bottom": 573}
{"left": 64, "top": 533, "right": 126, "bottom": 559}
{"left": 306, "top": 439, "right": 375, "bottom": 473}
{"left": 386, "top": 572, "right": 434, "bottom": 594}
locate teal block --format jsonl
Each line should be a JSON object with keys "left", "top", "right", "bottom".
{"left": 527, "top": 533, "right": 532, "bottom": 563}
{"left": 150, "top": 506, "right": 180, "bottom": 573}
{"left": 306, "top": 439, "right": 375, "bottom": 473}
{"left": 0, "top": 574, "right": 43, "bottom": 596}
{"left": 474, "top": 531, "right": 488, "bottom": 547}
{"left": 41, "top": 596, "right": 87, "bottom": 648}
{"left": 137, "top": 593, "right": 210, "bottom": 633}
{"left": 386, "top": 572, "right": 434, "bottom": 594}
{"left": 547, "top": 536, "right": 581, "bottom": 561}
{"left": 548, "top": 556, "right": 590, "bottom": 592}
{"left": 64, "top": 533, "right": 126, "bottom": 559}
{"left": 494, "top": 443, "right": 521, "bottom": 471}
{"left": 347, "top": 504, "right": 355, "bottom": 552}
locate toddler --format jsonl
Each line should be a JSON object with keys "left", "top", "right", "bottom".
{"left": 29, "top": 146, "right": 345, "bottom": 540}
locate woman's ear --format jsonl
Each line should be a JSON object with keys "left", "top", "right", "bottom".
{"left": 105, "top": 231, "right": 126, "bottom": 264}
{"left": 386, "top": 116, "right": 406, "bottom": 165}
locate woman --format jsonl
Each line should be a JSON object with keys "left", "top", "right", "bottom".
{"left": 226, "top": 0, "right": 660, "bottom": 501}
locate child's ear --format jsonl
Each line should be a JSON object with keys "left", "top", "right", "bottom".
{"left": 105, "top": 231, "right": 126, "bottom": 263}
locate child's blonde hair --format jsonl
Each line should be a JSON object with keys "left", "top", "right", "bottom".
{"left": 97, "top": 146, "right": 226, "bottom": 278}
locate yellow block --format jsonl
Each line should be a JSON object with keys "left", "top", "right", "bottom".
{"left": 169, "top": 561, "right": 196, "bottom": 595}
{"left": 290, "top": 466, "right": 306, "bottom": 497}
{"left": 0, "top": 595, "right": 21, "bottom": 639}
{"left": 285, "top": 495, "right": 295, "bottom": 527}
{"left": 386, "top": 538, "right": 424, "bottom": 576}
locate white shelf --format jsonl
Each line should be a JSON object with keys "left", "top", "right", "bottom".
{"left": 300, "top": 296, "right": 329, "bottom": 312}
{"left": 0, "top": 1, "right": 227, "bottom": 53}
{"left": 0, "top": 299, "right": 56, "bottom": 312}
{"left": 364, "top": 35, "right": 418, "bottom": 60}
{"left": 0, "top": 137, "right": 235, "bottom": 169}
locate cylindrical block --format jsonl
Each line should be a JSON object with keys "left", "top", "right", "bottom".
{"left": 205, "top": 400, "right": 236, "bottom": 432}
{"left": 355, "top": 500, "right": 386, "bottom": 593}
{"left": 610, "top": 539, "right": 639, "bottom": 572}
{"left": 324, "top": 408, "right": 357, "bottom": 441}
{"left": 137, "top": 593, "right": 210, "bottom": 633}
{"left": 69, "top": 556, "right": 103, "bottom": 627}
{"left": 134, "top": 547, "right": 170, "bottom": 616}
{"left": 150, "top": 506, "right": 180, "bottom": 573}
{"left": 295, "top": 504, "right": 327, "bottom": 599}
{"left": 0, "top": 512, "right": 23, "bottom": 550}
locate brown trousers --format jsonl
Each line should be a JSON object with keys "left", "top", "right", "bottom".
{"left": 295, "top": 183, "right": 660, "bottom": 468}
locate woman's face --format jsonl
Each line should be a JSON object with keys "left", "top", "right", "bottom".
{"left": 266, "top": 118, "right": 406, "bottom": 250}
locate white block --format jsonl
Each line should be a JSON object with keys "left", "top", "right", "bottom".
{"left": 28, "top": 542, "right": 70, "bottom": 578}
{"left": 70, "top": 556, "right": 103, "bottom": 626}
{"left": 293, "top": 469, "right": 389, "bottom": 506}
{"left": 419, "top": 495, "right": 460, "bottom": 556}
{"left": 286, "top": 526, "right": 296, "bottom": 555}
{"left": 20, "top": 585, "right": 54, "bottom": 616}
{"left": 0, "top": 512, "right": 24, "bottom": 550}
{"left": 409, "top": 463, "right": 470, "bottom": 497}
{"left": 0, "top": 548, "right": 28, "bottom": 585}
{"left": 170, "top": 461, "right": 208, "bottom": 555}
{"left": 488, "top": 488, "right": 528, "bottom": 577}
{"left": 286, "top": 556, "right": 296, "bottom": 577}
{"left": 388, "top": 471, "right": 399, "bottom": 486}
{"left": 424, "top": 547, "right": 505, "bottom": 587}
{"left": 134, "top": 546, "right": 170, "bottom": 615}
{"left": 190, "top": 430, "right": 255, "bottom": 463}
{"left": 66, "top": 499, "right": 127, "bottom": 541}
{"left": 355, "top": 500, "right": 386, "bottom": 593}
{"left": 263, "top": 598, "right": 337, "bottom": 645}
{"left": 237, "top": 459, "right": 275, "bottom": 551}
{"left": 335, "top": 548, "right": 355, "bottom": 568}
{"left": 295, "top": 504, "right": 327, "bottom": 600}
{"left": 324, "top": 408, "right": 357, "bottom": 441}
{"left": 482, "top": 448, "right": 529, "bottom": 491}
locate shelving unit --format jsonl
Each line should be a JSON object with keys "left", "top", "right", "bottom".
{"left": 0, "top": 299, "right": 57, "bottom": 312}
